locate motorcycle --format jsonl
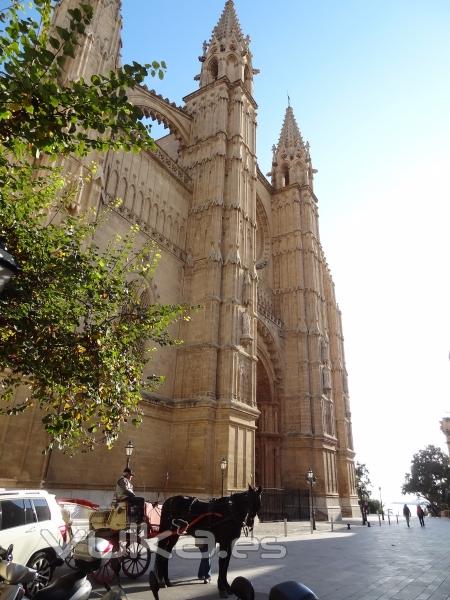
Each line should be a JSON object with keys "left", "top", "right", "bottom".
{"left": 0, "top": 536, "right": 122, "bottom": 600}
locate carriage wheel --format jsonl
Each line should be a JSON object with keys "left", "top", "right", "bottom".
{"left": 121, "top": 541, "right": 151, "bottom": 579}
{"left": 92, "top": 558, "right": 121, "bottom": 585}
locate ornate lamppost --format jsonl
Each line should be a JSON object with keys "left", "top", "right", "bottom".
{"left": 0, "top": 241, "right": 18, "bottom": 295}
{"left": 305, "top": 467, "right": 317, "bottom": 533}
{"left": 125, "top": 440, "right": 134, "bottom": 469}
{"left": 220, "top": 457, "right": 228, "bottom": 496}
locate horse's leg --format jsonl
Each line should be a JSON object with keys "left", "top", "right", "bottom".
{"left": 157, "top": 534, "right": 179, "bottom": 587}
{"left": 217, "top": 540, "right": 233, "bottom": 597}
{"left": 154, "top": 540, "right": 166, "bottom": 587}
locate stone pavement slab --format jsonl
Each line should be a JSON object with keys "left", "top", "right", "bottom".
{"left": 92, "top": 516, "right": 450, "bottom": 600}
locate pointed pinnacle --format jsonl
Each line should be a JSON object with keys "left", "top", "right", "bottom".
{"left": 277, "top": 105, "right": 305, "bottom": 152}
{"left": 211, "top": 0, "right": 244, "bottom": 42}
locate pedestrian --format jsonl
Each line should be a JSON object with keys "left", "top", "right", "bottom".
{"left": 196, "top": 538, "right": 212, "bottom": 584}
{"left": 417, "top": 505, "right": 425, "bottom": 527}
{"left": 403, "top": 503, "right": 411, "bottom": 527}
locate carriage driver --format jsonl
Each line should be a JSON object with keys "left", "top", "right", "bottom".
{"left": 115, "top": 467, "right": 145, "bottom": 521}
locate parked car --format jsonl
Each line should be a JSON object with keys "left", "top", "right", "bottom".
{"left": 0, "top": 489, "right": 66, "bottom": 594}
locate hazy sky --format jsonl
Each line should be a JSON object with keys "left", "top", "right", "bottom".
{"left": 120, "top": 0, "right": 450, "bottom": 504}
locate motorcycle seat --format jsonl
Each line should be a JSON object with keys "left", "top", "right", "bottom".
{"left": 33, "top": 571, "right": 88, "bottom": 600}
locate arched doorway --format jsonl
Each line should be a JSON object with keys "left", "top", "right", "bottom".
{"left": 255, "top": 358, "right": 281, "bottom": 489}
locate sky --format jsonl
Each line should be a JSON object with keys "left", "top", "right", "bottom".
{"left": 120, "top": 0, "right": 450, "bottom": 506}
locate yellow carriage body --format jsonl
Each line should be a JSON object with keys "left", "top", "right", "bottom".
{"left": 89, "top": 501, "right": 129, "bottom": 531}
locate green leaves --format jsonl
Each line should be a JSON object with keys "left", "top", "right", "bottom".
{"left": 0, "top": 1, "right": 166, "bottom": 160}
{"left": 0, "top": 1, "right": 181, "bottom": 452}
{"left": 402, "top": 445, "right": 450, "bottom": 514}
{"left": 0, "top": 164, "right": 189, "bottom": 451}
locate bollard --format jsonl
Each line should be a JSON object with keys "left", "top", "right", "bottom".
{"left": 396, "top": 514, "right": 399, "bottom": 524}
{"left": 331, "top": 516, "right": 334, "bottom": 532}
{"left": 347, "top": 523, "right": 351, "bottom": 530}
{"left": 284, "top": 518, "right": 287, "bottom": 537}
{"left": 378, "top": 513, "right": 381, "bottom": 526}
{"left": 388, "top": 514, "right": 391, "bottom": 526}
{"left": 367, "top": 521, "right": 371, "bottom": 527}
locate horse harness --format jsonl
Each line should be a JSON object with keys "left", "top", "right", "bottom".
{"left": 168, "top": 496, "right": 253, "bottom": 537}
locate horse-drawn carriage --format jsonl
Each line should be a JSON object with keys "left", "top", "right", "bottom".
{"left": 59, "top": 497, "right": 161, "bottom": 583}
{"left": 59, "top": 485, "right": 262, "bottom": 596}
{"left": 88, "top": 499, "right": 161, "bottom": 582}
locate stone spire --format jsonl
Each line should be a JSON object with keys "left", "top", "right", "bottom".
{"left": 277, "top": 105, "right": 306, "bottom": 156}
{"left": 211, "top": 0, "right": 244, "bottom": 42}
{"left": 197, "top": 0, "right": 257, "bottom": 93}
{"left": 271, "top": 105, "right": 315, "bottom": 190}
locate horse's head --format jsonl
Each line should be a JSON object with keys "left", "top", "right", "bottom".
{"left": 243, "top": 484, "right": 262, "bottom": 529}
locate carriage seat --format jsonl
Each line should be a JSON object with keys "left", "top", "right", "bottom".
{"left": 111, "top": 497, "right": 145, "bottom": 525}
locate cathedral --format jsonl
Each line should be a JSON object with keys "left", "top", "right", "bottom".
{"left": 0, "top": 0, "right": 359, "bottom": 519}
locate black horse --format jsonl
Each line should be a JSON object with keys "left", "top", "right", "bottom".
{"left": 154, "top": 485, "right": 262, "bottom": 597}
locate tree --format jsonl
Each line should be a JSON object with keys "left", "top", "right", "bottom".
{"left": 355, "top": 462, "right": 372, "bottom": 502}
{"left": 402, "top": 445, "right": 450, "bottom": 516}
{"left": 355, "top": 462, "right": 372, "bottom": 523}
{"left": 0, "top": 1, "right": 189, "bottom": 452}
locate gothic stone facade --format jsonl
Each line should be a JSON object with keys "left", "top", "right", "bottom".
{"left": 0, "top": 0, "right": 359, "bottom": 518}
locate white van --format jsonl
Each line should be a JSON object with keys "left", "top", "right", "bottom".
{"left": 0, "top": 490, "right": 66, "bottom": 594}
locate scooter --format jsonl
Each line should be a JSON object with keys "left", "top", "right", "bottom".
{"left": 0, "top": 544, "right": 36, "bottom": 600}
{"left": 0, "top": 537, "right": 123, "bottom": 600}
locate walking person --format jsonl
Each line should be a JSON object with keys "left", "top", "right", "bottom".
{"left": 403, "top": 503, "right": 411, "bottom": 527}
{"left": 417, "top": 505, "right": 425, "bottom": 527}
{"left": 195, "top": 536, "right": 212, "bottom": 584}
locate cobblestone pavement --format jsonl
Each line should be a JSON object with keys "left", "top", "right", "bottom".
{"left": 92, "top": 515, "right": 450, "bottom": 600}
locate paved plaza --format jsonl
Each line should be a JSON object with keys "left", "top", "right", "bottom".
{"left": 93, "top": 515, "right": 450, "bottom": 600}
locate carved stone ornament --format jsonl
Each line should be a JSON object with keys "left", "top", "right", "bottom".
{"left": 242, "top": 271, "right": 252, "bottom": 306}
{"left": 240, "top": 310, "right": 253, "bottom": 347}
{"left": 322, "top": 365, "right": 332, "bottom": 392}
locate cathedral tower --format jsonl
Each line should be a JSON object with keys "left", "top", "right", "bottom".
{"left": 269, "top": 104, "right": 356, "bottom": 515}
{"left": 171, "top": 0, "right": 259, "bottom": 492}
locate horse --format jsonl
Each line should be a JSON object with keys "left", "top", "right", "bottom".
{"left": 154, "top": 485, "right": 262, "bottom": 597}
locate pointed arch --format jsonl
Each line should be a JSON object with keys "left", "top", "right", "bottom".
{"left": 117, "top": 177, "right": 127, "bottom": 207}
{"left": 107, "top": 169, "right": 119, "bottom": 199}
{"left": 126, "top": 183, "right": 136, "bottom": 212}
{"left": 164, "top": 214, "right": 173, "bottom": 240}
{"left": 134, "top": 190, "right": 144, "bottom": 219}
{"left": 209, "top": 57, "right": 219, "bottom": 82}
{"left": 150, "top": 203, "right": 158, "bottom": 230}
{"left": 281, "top": 164, "right": 289, "bottom": 187}
{"left": 226, "top": 53, "right": 239, "bottom": 81}
{"left": 256, "top": 319, "right": 283, "bottom": 489}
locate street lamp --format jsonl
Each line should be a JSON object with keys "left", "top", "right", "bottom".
{"left": 125, "top": 440, "right": 134, "bottom": 469}
{"left": 305, "top": 467, "right": 317, "bottom": 533}
{"left": 220, "top": 457, "right": 228, "bottom": 496}
{"left": 378, "top": 486, "right": 384, "bottom": 520}
{"left": 0, "top": 242, "right": 18, "bottom": 295}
